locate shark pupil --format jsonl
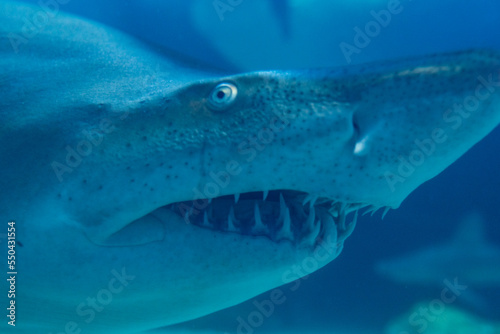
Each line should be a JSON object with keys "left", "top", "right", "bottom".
{"left": 208, "top": 82, "right": 238, "bottom": 111}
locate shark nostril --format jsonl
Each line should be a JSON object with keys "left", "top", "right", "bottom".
{"left": 352, "top": 115, "right": 361, "bottom": 136}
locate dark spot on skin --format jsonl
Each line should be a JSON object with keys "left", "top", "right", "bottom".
{"left": 126, "top": 143, "right": 131, "bottom": 148}
{"left": 174, "top": 175, "right": 178, "bottom": 179}
{"left": 98, "top": 185, "right": 103, "bottom": 190}
{"left": 159, "top": 163, "right": 164, "bottom": 167}
{"left": 168, "top": 165, "right": 173, "bottom": 169}
{"left": 145, "top": 163, "right": 150, "bottom": 167}
{"left": 143, "top": 136, "right": 148, "bottom": 141}
{"left": 17, "top": 241, "right": 23, "bottom": 247}
{"left": 68, "top": 197, "right": 72, "bottom": 201}
{"left": 57, "top": 194, "right": 62, "bottom": 198}
{"left": 83, "top": 179, "right": 87, "bottom": 184}
{"left": 130, "top": 179, "right": 135, "bottom": 183}
{"left": 144, "top": 183, "right": 148, "bottom": 187}
{"left": 184, "top": 162, "right": 189, "bottom": 166}
{"left": 150, "top": 188, "right": 154, "bottom": 192}
{"left": 166, "top": 175, "right": 170, "bottom": 179}
{"left": 126, "top": 166, "right": 131, "bottom": 170}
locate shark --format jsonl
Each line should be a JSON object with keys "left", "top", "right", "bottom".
{"left": 1, "top": 1, "right": 500, "bottom": 333}
{"left": 375, "top": 213, "right": 500, "bottom": 287}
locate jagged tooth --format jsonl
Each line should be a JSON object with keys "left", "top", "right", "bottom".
{"left": 203, "top": 211, "right": 210, "bottom": 227}
{"left": 234, "top": 193, "right": 240, "bottom": 204}
{"left": 330, "top": 208, "right": 339, "bottom": 218}
{"left": 303, "top": 218, "right": 321, "bottom": 246}
{"left": 302, "top": 194, "right": 318, "bottom": 207}
{"left": 184, "top": 211, "right": 190, "bottom": 224}
{"left": 345, "top": 203, "right": 362, "bottom": 214}
{"left": 253, "top": 202, "right": 267, "bottom": 233}
{"left": 381, "top": 207, "right": 390, "bottom": 219}
{"left": 302, "top": 194, "right": 311, "bottom": 206}
{"left": 311, "top": 195, "right": 318, "bottom": 206}
{"left": 228, "top": 206, "right": 238, "bottom": 232}
{"left": 278, "top": 193, "right": 286, "bottom": 222}
{"left": 338, "top": 209, "right": 347, "bottom": 230}
{"left": 316, "top": 197, "right": 329, "bottom": 205}
{"left": 307, "top": 203, "right": 316, "bottom": 227}
{"left": 208, "top": 198, "right": 212, "bottom": 204}
{"left": 277, "top": 206, "right": 293, "bottom": 241}
{"left": 263, "top": 190, "right": 269, "bottom": 201}
{"left": 362, "top": 206, "right": 375, "bottom": 216}
{"left": 339, "top": 210, "right": 358, "bottom": 242}
{"left": 370, "top": 206, "right": 381, "bottom": 217}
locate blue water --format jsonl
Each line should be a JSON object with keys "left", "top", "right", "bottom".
{"left": 15, "top": 0, "right": 500, "bottom": 333}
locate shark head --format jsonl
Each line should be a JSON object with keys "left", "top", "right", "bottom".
{"left": 1, "top": 2, "right": 500, "bottom": 333}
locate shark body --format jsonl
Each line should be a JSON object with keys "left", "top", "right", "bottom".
{"left": 1, "top": 1, "right": 500, "bottom": 333}
{"left": 376, "top": 213, "right": 500, "bottom": 287}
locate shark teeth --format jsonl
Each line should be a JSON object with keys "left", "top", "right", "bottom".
{"left": 202, "top": 211, "right": 210, "bottom": 227}
{"left": 252, "top": 202, "right": 267, "bottom": 234}
{"left": 307, "top": 203, "right": 316, "bottom": 227}
{"left": 302, "top": 217, "right": 321, "bottom": 246}
{"left": 263, "top": 190, "right": 269, "bottom": 201}
{"left": 302, "top": 194, "right": 318, "bottom": 206}
{"left": 382, "top": 207, "right": 390, "bottom": 219}
{"left": 277, "top": 192, "right": 286, "bottom": 222}
{"left": 172, "top": 189, "right": 363, "bottom": 248}
{"left": 227, "top": 206, "right": 238, "bottom": 232}
{"left": 276, "top": 206, "right": 293, "bottom": 241}
{"left": 183, "top": 211, "right": 190, "bottom": 224}
{"left": 338, "top": 210, "right": 358, "bottom": 242}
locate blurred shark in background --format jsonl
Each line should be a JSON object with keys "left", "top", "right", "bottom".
{"left": 375, "top": 213, "right": 500, "bottom": 287}
{"left": 15, "top": 0, "right": 500, "bottom": 71}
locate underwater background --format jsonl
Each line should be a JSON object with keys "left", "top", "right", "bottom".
{"left": 15, "top": 0, "right": 500, "bottom": 333}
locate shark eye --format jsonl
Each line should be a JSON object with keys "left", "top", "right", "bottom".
{"left": 207, "top": 82, "right": 237, "bottom": 111}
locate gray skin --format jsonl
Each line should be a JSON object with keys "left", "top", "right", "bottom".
{"left": 1, "top": 1, "right": 500, "bottom": 333}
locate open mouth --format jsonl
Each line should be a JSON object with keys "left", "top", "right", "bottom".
{"left": 165, "top": 190, "right": 367, "bottom": 249}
